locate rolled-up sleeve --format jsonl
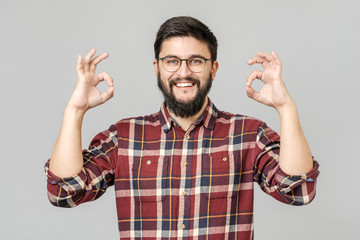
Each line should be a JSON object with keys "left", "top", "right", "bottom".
{"left": 45, "top": 124, "right": 118, "bottom": 208}
{"left": 253, "top": 122, "right": 319, "bottom": 206}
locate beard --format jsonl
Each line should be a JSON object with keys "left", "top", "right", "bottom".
{"left": 157, "top": 73, "right": 213, "bottom": 118}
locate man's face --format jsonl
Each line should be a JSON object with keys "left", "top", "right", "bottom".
{"left": 153, "top": 36, "right": 219, "bottom": 118}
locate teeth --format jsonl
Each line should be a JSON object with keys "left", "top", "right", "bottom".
{"left": 176, "top": 82, "right": 194, "bottom": 87}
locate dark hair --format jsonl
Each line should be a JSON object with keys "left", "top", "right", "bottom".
{"left": 154, "top": 16, "right": 218, "bottom": 60}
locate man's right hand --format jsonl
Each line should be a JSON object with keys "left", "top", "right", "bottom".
{"left": 49, "top": 49, "right": 114, "bottom": 178}
{"left": 68, "top": 48, "right": 114, "bottom": 112}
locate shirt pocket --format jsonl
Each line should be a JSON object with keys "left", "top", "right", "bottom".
{"left": 201, "top": 153, "right": 241, "bottom": 199}
{"left": 132, "top": 155, "right": 170, "bottom": 203}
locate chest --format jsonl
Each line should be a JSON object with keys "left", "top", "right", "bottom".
{"left": 115, "top": 124, "right": 257, "bottom": 202}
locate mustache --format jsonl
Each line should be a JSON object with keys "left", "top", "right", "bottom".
{"left": 169, "top": 77, "right": 200, "bottom": 86}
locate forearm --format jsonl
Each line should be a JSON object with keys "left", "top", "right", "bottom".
{"left": 49, "top": 106, "right": 86, "bottom": 178}
{"left": 48, "top": 49, "right": 113, "bottom": 178}
{"left": 277, "top": 100, "right": 313, "bottom": 175}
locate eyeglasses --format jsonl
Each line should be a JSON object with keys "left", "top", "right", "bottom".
{"left": 157, "top": 56, "right": 213, "bottom": 73}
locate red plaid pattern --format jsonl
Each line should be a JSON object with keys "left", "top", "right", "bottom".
{"left": 45, "top": 98, "right": 319, "bottom": 239}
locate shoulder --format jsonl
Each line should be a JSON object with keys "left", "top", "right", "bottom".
{"left": 114, "top": 111, "right": 159, "bottom": 124}
{"left": 111, "top": 111, "right": 162, "bottom": 133}
{"left": 216, "top": 109, "right": 279, "bottom": 141}
{"left": 216, "top": 109, "right": 264, "bottom": 127}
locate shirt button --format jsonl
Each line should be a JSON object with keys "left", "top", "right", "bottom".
{"left": 184, "top": 161, "right": 188, "bottom": 167}
{"left": 222, "top": 156, "right": 228, "bottom": 162}
{"left": 182, "top": 191, "right": 187, "bottom": 196}
{"left": 181, "top": 223, "right": 186, "bottom": 229}
{"left": 146, "top": 160, "right": 151, "bottom": 165}
{"left": 186, "top": 134, "right": 190, "bottom": 140}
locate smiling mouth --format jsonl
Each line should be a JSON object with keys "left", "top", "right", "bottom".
{"left": 170, "top": 77, "right": 200, "bottom": 89}
{"left": 175, "top": 82, "right": 195, "bottom": 87}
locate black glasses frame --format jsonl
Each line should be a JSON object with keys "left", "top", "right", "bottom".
{"left": 157, "top": 56, "right": 214, "bottom": 73}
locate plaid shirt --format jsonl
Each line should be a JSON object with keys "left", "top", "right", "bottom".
{"left": 45, "top": 99, "right": 319, "bottom": 240}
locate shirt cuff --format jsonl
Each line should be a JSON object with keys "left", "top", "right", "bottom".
{"left": 44, "top": 160, "right": 87, "bottom": 195}
{"left": 276, "top": 159, "right": 320, "bottom": 194}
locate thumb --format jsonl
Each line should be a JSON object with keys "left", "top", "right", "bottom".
{"left": 100, "top": 86, "right": 114, "bottom": 103}
{"left": 246, "top": 86, "right": 260, "bottom": 102}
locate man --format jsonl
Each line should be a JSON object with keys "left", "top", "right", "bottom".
{"left": 45, "top": 16, "right": 319, "bottom": 239}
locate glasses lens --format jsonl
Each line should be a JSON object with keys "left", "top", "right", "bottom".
{"left": 162, "top": 57, "right": 180, "bottom": 72}
{"left": 187, "top": 57, "right": 205, "bottom": 73}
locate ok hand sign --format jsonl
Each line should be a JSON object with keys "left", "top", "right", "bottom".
{"left": 68, "top": 49, "right": 114, "bottom": 112}
{"left": 246, "top": 51, "right": 293, "bottom": 112}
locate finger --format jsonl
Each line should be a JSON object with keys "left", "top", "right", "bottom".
{"left": 83, "top": 48, "right": 97, "bottom": 72}
{"left": 246, "top": 86, "right": 260, "bottom": 102}
{"left": 90, "top": 52, "right": 109, "bottom": 72}
{"left": 96, "top": 72, "right": 114, "bottom": 87}
{"left": 246, "top": 70, "right": 264, "bottom": 87}
{"left": 247, "top": 56, "right": 266, "bottom": 65}
{"left": 256, "top": 51, "right": 274, "bottom": 62}
{"left": 100, "top": 86, "right": 114, "bottom": 103}
{"left": 271, "top": 51, "right": 281, "bottom": 65}
{"left": 76, "top": 54, "right": 83, "bottom": 75}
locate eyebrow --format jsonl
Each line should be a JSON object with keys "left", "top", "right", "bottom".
{"left": 162, "top": 54, "right": 209, "bottom": 59}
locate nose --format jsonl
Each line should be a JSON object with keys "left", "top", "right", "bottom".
{"left": 176, "top": 60, "right": 192, "bottom": 78}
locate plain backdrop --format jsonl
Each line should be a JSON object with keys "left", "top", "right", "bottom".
{"left": 0, "top": 0, "right": 359, "bottom": 239}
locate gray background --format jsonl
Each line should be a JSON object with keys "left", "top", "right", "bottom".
{"left": 0, "top": 0, "right": 359, "bottom": 239}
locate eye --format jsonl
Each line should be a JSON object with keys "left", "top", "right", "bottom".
{"left": 189, "top": 58, "right": 204, "bottom": 65}
{"left": 165, "top": 57, "right": 179, "bottom": 65}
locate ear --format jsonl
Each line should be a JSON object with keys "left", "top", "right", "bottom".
{"left": 153, "top": 59, "right": 159, "bottom": 75}
{"left": 211, "top": 60, "right": 219, "bottom": 80}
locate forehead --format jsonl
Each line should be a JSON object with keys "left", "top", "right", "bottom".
{"left": 160, "top": 36, "right": 210, "bottom": 58}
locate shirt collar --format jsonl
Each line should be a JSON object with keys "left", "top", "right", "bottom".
{"left": 159, "top": 98, "right": 218, "bottom": 133}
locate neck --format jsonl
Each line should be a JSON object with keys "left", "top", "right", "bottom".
{"left": 167, "top": 97, "right": 208, "bottom": 131}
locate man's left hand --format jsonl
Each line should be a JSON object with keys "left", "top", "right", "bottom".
{"left": 246, "top": 51, "right": 294, "bottom": 112}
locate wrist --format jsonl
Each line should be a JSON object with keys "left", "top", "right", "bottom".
{"left": 276, "top": 98, "right": 298, "bottom": 119}
{"left": 275, "top": 94, "right": 295, "bottom": 112}
{"left": 65, "top": 104, "right": 87, "bottom": 120}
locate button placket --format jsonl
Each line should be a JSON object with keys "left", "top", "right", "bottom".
{"left": 180, "top": 128, "right": 193, "bottom": 234}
